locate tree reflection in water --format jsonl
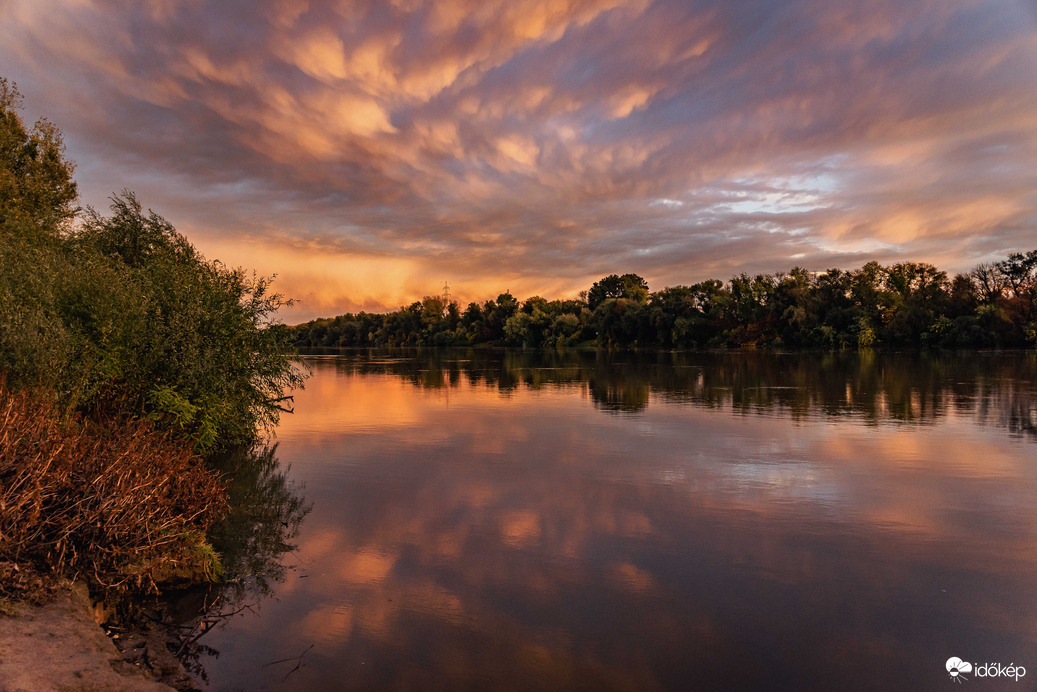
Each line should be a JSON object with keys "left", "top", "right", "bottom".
{"left": 186, "top": 349, "right": 1035, "bottom": 691}
{"left": 308, "top": 348, "right": 1036, "bottom": 439}
{"left": 169, "top": 443, "right": 311, "bottom": 684}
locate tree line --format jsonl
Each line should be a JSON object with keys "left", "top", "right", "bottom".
{"left": 294, "top": 257, "right": 1037, "bottom": 350}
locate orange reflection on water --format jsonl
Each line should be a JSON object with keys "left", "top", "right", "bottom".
{"left": 212, "top": 353, "right": 1037, "bottom": 691}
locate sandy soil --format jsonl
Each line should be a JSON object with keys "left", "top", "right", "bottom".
{"left": 0, "top": 583, "right": 179, "bottom": 692}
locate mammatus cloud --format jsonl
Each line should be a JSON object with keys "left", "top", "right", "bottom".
{"left": 1, "top": 0, "right": 1035, "bottom": 320}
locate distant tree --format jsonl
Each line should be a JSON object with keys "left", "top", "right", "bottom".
{"left": 481, "top": 292, "right": 519, "bottom": 343}
{"left": 649, "top": 286, "right": 699, "bottom": 348}
{"left": 970, "top": 263, "right": 1007, "bottom": 304}
{"left": 811, "top": 269, "right": 855, "bottom": 343}
{"left": 591, "top": 298, "right": 651, "bottom": 348}
{"left": 458, "top": 301, "right": 483, "bottom": 343}
{"left": 550, "top": 313, "right": 581, "bottom": 348}
{"left": 879, "top": 262, "right": 949, "bottom": 345}
{"left": 290, "top": 253, "right": 1037, "bottom": 351}
{"left": 948, "top": 274, "right": 979, "bottom": 315}
{"left": 587, "top": 274, "right": 649, "bottom": 309}
{"left": 993, "top": 251, "right": 1037, "bottom": 336}
{"left": 521, "top": 296, "right": 548, "bottom": 315}
{"left": 727, "top": 273, "right": 776, "bottom": 346}
{"left": 995, "top": 251, "right": 1037, "bottom": 298}
{"left": 849, "top": 262, "right": 885, "bottom": 325}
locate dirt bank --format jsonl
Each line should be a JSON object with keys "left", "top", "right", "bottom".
{"left": 0, "top": 584, "right": 184, "bottom": 692}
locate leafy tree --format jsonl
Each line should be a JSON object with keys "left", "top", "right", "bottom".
{"left": 291, "top": 256, "right": 1037, "bottom": 351}
{"left": 726, "top": 273, "right": 777, "bottom": 347}
{"left": 550, "top": 313, "right": 581, "bottom": 347}
{"left": 879, "top": 262, "right": 949, "bottom": 345}
{"left": 0, "top": 79, "right": 77, "bottom": 236}
{"left": 996, "top": 251, "right": 1037, "bottom": 329}
{"left": 970, "top": 263, "right": 1007, "bottom": 304}
{"left": 1, "top": 79, "right": 305, "bottom": 450}
{"left": 481, "top": 292, "right": 519, "bottom": 343}
{"left": 948, "top": 273, "right": 979, "bottom": 316}
{"left": 996, "top": 251, "right": 1037, "bottom": 297}
{"left": 505, "top": 297, "right": 554, "bottom": 348}
{"left": 591, "top": 298, "right": 651, "bottom": 347}
{"left": 587, "top": 273, "right": 649, "bottom": 309}
{"left": 649, "top": 286, "right": 703, "bottom": 348}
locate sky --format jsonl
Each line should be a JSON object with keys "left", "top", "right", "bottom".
{"left": 2, "top": 0, "right": 1036, "bottom": 322}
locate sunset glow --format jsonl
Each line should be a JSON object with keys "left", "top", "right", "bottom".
{"left": 2, "top": 0, "right": 1035, "bottom": 321}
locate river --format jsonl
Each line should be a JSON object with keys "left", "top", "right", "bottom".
{"left": 190, "top": 350, "right": 1037, "bottom": 691}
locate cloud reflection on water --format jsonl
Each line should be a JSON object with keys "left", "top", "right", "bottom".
{"left": 208, "top": 351, "right": 1036, "bottom": 690}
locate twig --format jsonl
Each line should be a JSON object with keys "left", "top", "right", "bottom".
{"left": 260, "top": 643, "right": 314, "bottom": 682}
{"left": 263, "top": 644, "right": 315, "bottom": 668}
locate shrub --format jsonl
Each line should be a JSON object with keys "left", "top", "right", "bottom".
{"left": 1, "top": 81, "right": 304, "bottom": 452}
{"left": 0, "top": 193, "right": 306, "bottom": 451}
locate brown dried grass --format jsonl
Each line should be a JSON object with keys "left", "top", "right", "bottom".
{"left": 0, "top": 381, "right": 227, "bottom": 602}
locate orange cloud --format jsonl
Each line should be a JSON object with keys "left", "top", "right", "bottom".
{"left": 2, "top": 0, "right": 1035, "bottom": 319}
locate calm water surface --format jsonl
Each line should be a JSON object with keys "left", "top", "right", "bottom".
{"left": 196, "top": 350, "right": 1037, "bottom": 691}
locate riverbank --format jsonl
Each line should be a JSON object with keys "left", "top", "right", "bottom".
{"left": 0, "top": 389, "right": 217, "bottom": 691}
{"left": 0, "top": 583, "right": 192, "bottom": 691}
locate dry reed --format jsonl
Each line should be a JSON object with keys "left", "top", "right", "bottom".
{"left": 0, "top": 381, "right": 227, "bottom": 602}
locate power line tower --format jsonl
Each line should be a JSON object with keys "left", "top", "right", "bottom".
{"left": 442, "top": 281, "right": 451, "bottom": 304}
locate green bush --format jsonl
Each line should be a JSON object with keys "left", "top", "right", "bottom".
{"left": 68, "top": 193, "right": 306, "bottom": 450}
{"left": 0, "top": 79, "right": 304, "bottom": 452}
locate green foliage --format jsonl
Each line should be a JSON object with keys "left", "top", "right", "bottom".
{"left": 0, "top": 228, "right": 73, "bottom": 386}
{"left": 587, "top": 273, "right": 649, "bottom": 309}
{"left": 551, "top": 313, "right": 581, "bottom": 348}
{"left": 0, "top": 81, "right": 304, "bottom": 451}
{"left": 0, "top": 79, "right": 77, "bottom": 236}
{"left": 504, "top": 311, "right": 533, "bottom": 346}
{"left": 66, "top": 192, "right": 306, "bottom": 450}
{"left": 1, "top": 195, "right": 304, "bottom": 450}
{"left": 856, "top": 319, "right": 876, "bottom": 348}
